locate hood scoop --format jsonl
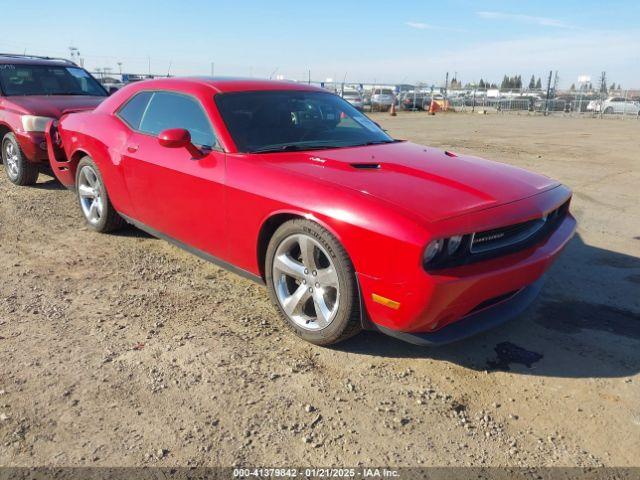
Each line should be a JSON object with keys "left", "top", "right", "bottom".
{"left": 350, "top": 162, "right": 381, "bottom": 170}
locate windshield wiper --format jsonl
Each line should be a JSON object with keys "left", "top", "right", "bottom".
{"left": 358, "top": 139, "right": 399, "bottom": 146}
{"left": 251, "top": 144, "right": 340, "bottom": 154}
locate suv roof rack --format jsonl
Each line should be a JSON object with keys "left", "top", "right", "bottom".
{"left": 0, "top": 53, "right": 77, "bottom": 66}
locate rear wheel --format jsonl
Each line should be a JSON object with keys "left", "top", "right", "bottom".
{"left": 266, "top": 219, "right": 361, "bottom": 346}
{"left": 2, "top": 133, "right": 39, "bottom": 186}
{"left": 75, "top": 156, "right": 125, "bottom": 233}
{"left": 604, "top": 106, "right": 614, "bottom": 114}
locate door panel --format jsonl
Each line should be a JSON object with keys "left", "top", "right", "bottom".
{"left": 122, "top": 131, "right": 226, "bottom": 258}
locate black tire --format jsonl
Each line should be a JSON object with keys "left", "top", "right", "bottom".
{"left": 265, "top": 219, "right": 361, "bottom": 346}
{"left": 75, "top": 156, "right": 125, "bottom": 233}
{"left": 2, "top": 132, "right": 39, "bottom": 186}
{"left": 604, "top": 107, "right": 614, "bottom": 114}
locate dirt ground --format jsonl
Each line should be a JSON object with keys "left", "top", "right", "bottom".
{"left": 0, "top": 113, "right": 638, "bottom": 468}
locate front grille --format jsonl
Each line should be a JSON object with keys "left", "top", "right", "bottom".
{"left": 471, "top": 218, "right": 546, "bottom": 253}
{"left": 471, "top": 201, "right": 568, "bottom": 256}
{"left": 471, "top": 202, "right": 567, "bottom": 255}
{"left": 425, "top": 199, "right": 570, "bottom": 271}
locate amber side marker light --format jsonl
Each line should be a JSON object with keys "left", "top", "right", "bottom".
{"left": 371, "top": 294, "right": 401, "bottom": 310}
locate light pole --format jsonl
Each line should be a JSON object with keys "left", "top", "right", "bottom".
{"left": 68, "top": 46, "right": 79, "bottom": 63}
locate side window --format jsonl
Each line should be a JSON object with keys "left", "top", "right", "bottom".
{"left": 139, "top": 91, "right": 216, "bottom": 147}
{"left": 117, "top": 92, "right": 153, "bottom": 129}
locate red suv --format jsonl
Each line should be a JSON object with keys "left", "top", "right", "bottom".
{"left": 0, "top": 54, "right": 107, "bottom": 185}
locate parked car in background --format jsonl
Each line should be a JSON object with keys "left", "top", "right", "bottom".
{"left": 400, "top": 91, "right": 427, "bottom": 111}
{"left": 362, "top": 91, "right": 372, "bottom": 110}
{"left": 100, "top": 80, "right": 125, "bottom": 95}
{"left": 600, "top": 97, "right": 640, "bottom": 115}
{"left": 47, "top": 77, "right": 575, "bottom": 347}
{"left": 370, "top": 88, "right": 395, "bottom": 111}
{"left": 534, "top": 98, "right": 568, "bottom": 112}
{"left": 587, "top": 97, "right": 640, "bottom": 115}
{"left": 342, "top": 90, "right": 363, "bottom": 110}
{"left": 0, "top": 54, "right": 107, "bottom": 185}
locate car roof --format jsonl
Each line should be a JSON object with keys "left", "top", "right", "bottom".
{"left": 0, "top": 54, "right": 77, "bottom": 67}
{"left": 129, "top": 76, "right": 327, "bottom": 94}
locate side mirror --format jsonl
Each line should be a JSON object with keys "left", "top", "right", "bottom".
{"left": 108, "top": 86, "right": 119, "bottom": 95}
{"left": 158, "top": 128, "right": 203, "bottom": 158}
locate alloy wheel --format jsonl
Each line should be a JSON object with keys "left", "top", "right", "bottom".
{"left": 4, "top": 141, "right": 19, "bottom": 180}
{"left": 77, "top": 165, "right": 104, "bottom": 225}
{"left": 272, "top": 234, "right": 340, "bottom": 331}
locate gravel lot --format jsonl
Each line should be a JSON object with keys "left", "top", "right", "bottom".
{"left": 0, "top": 113, "right": 638, "bottom": 468}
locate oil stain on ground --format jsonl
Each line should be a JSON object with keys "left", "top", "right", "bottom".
{"left": 487, "top": 342, "right": 544, "bottom": 371}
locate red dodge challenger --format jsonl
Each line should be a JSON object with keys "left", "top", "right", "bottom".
{"left": 46, "top": 78, "right": 576, "bottom": 346}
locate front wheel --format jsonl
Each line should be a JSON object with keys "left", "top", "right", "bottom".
{"left": 2, "top": 133, "right": 39, "bottom": 186}
{"left": 75, "top": 156, "right": 125, "bottom": 233}
{"left": 265, "top": 219, "right": 361, "bottom": 346}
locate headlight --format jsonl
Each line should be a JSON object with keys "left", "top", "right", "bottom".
{"left": 424, "top": 234, "right": 470, "bottom": 269}
{"left": 423, "top": 239, "right": 444, "bottom": 264}
{"left": 21, "top": 115, "right": 55, "bottom": 133}
{"left": 447, "top": 235, "right": 463, "bottom": 255}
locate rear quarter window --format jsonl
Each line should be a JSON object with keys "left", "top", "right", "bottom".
{"left": 117, "top": 91, "right": 153, "bottom": 129}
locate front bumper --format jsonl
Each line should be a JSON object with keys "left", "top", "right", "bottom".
{"left": 374, "top": 276, "right": 544, "bottom": 346}
{"left": 359, "top": 212, "right": 576, "bottom": 342}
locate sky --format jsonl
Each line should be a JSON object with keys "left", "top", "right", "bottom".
{"left": 4, "top": 0, "right": 640, "bottom": 88}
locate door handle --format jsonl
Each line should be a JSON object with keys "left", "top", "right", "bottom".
{"left": 127, "top": 144, "right": 139, "bottom": 153}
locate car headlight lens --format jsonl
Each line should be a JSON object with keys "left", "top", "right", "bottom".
{"left": 21, "top": 115, "right": 55, "bottom": 133}
{"left": 423, "top": 239, "right": 444, "bottom": 264}
{"left": 424, "top": 234, "right": 470, "bottom": 269}
{"left": 447, "top": 235, "right": 463, "bottom": 255}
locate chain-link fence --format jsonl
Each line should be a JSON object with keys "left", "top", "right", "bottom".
{"left": 447, "top": 92, "right": 640, "bottom": 118}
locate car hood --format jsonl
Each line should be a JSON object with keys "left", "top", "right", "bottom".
{"left": 265, "top": 141, "right": 560, "bottom": 223}
{"left": 5, "top": 95, "right": 105, "bottom": 118}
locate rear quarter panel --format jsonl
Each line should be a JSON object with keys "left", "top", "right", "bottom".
{"left": 57, "top": 111, "right": 136, "bottom": 218}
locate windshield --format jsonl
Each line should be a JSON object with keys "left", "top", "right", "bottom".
{"left": 215, "top": 90, "right": 394, "bottom": 153}
{"left": 0, "top": 64, "right": 107, "bottom": 96}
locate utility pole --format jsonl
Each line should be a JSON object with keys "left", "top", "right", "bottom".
{"left": 544, "top": 70, "right": 553, "bottom": 115}
{"left": 444, "top": 71, "right": 449, "bottom": 98}
{"left": 472, "top": 82, "right": 477, "bottom": 113}
{"left": 117, "top": 62, "right": 123, "bottom": 75}
{"left": 68, "top": 46, "right": 79, "bottom": 64}
{"left": 599, "top": 71, "right": 607, "bottom": 95}
{"left": 147, "top": 56, "right": 151, "bottom": 77}
{"left": 308, "top": 69, "right": 311, "bottom": 85}
{"left": 210, "top": 62, "right": 215, "bottom": 77}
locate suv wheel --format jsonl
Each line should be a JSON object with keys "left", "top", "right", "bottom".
{"left": 76, "top": 156, "right": 125, "bottom": 233}
{"left": 265, "top": 219, "right": 361, "bottom": 346}
{"left": 2, "top": 133, "right": 39, "bottom": 186}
